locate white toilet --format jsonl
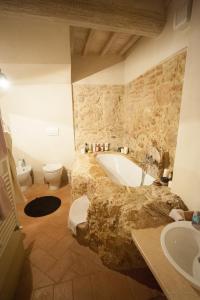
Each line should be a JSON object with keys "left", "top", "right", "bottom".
{"left": 43, "top": 163, "right": 63, "bottom": 190}
{"left": 16, "top": 165, "right": 32, "bottom": 192}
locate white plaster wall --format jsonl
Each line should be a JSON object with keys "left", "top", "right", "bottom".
{"left": 172, "top": 0, "right": 200, "bottom": 210}
{"left": 124, "top": 1, "right": 189, "bottom": 83}
{"left": 0, "top": 81, "right": 74, "bottom": 183}
{"left": 124, "top": 0, "right": 200, "bottom": 210}
{"left": 0, "top": 16, "right": 75, "bottom": 183}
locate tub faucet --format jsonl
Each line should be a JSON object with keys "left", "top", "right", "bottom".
{"left": 18, "top": 158, "right": 26, "bottom": 167}
{"left": 145, "top": 154, "right": 154, "bottom": 165}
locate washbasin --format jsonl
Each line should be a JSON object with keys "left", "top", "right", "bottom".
{"left": 160, "top": 221, "right": 200, "bottom": 290}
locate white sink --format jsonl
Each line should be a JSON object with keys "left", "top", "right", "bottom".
{"left": 160, "top": 221, "right": 200, "bottom": 291}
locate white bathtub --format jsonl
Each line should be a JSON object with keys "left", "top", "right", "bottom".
{"left": 96, "top": 153, "right": 154, "bottom": 187}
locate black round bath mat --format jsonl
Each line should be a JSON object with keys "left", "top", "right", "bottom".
{"left": 24, "top": 196, "right": 61, "bottom": 217}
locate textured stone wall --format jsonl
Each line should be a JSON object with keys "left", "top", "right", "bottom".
{"left": 73, "top": 51, "right": 186, "bottom": 166}
{"left": 123, "top": 51, "right": 187, "bottom": 167}
{"left": 73, "top": 85, "right": 124, "bottom": 150}
{"left": 71, "top": 153, "right": 188, "bottom": 269}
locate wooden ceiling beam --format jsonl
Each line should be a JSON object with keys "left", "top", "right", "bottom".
{"left": 0, "top": 0, "right": 166, "bottom": 37}
{"left": 119, "top": 36, "right": 141, "bottom": 56}
{"left": 101, "top": 32, "right": 118, "bottom": 56}
{"left": 82, "top": 29, "right": 95, "bottom": 56}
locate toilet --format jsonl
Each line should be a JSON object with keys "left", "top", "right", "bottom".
{"left": 43, "top": 163, "right": 63, "bottom": 190}
{"left": 16, "top": 165, "right": 32, "bottom": 192}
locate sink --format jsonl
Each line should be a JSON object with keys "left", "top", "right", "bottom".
{"left": 160, "top": 221, "right": 200, "bottom": 290}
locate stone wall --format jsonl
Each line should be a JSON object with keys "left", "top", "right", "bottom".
{"left": 73, "top": 51, "right": 186, "bottom": 167}
{"left": 123, "top": 50, "right": 187, "bottom": 167}
{"left": 73, "top": 85, "right": 124, "bottom": 150}
{"left": 71, "top": 153, "right": 188, "bottom": 270}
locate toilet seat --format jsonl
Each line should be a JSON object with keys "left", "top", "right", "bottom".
{"left": 43, "top": 163, "right": 63, "bottom": 190}
{"left": 43, "top": 163, "right": 62, "bottom": 173}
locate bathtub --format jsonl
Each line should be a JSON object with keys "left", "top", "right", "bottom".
{"left": 96, "top": 153, "right": 154, "bottom": 187}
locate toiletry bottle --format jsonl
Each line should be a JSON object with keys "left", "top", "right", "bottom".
{"left": 85, "top": 143, "right": 89, "bottom": 153}
{"left": 88, "top": 144, "right": 92, "bottom": 153}
{"left": 80, "top": 145, "right": 86, "bottom": 154}
{"left": 192, "top": 211, "right": 200, "bottom": 229}
{"left": 100, "top": 144, "right": 104, "bottom": 151}
{"left": 18, "top": 159, "right": 23, "bottom": 167}
{"left": 168, "top": 171, "right": 173, "bottom": 181}
{"left": 124, "top": 146, "right": 129, "bottom": 154}
{"left": 105, "top": 143, "right": 108, "bottom": 151}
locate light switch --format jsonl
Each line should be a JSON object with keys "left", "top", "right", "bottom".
{"left": 46, "top": 127, "right": 59, "bottom": 136}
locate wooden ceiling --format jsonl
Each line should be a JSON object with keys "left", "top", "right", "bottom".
{"left": 0, "top": 1, "right": 167, "bottom": 38}
{"left": 0, "top": 0, "right": 170, "bottom": 62}
{"left": 71, "top": 27, "right": 140, "bottom": 57}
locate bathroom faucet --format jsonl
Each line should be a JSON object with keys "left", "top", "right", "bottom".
{"left": 18, "top": 158, "right": 26, "bottom": 168}
{"left": 145, "top": 154, "right": 155, "bottom": 165}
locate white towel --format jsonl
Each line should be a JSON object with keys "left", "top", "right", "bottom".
{"left": 169, "top": 208, "right": 185, "bottom": 222}
{"left": 4, "top": 132, "right": 25, "bottom": 203}
{"left": 68, "top": 195, "right": 89, "bottom": 235}
{"left": 0, "top": 176, "right": 12, "bottom": 221}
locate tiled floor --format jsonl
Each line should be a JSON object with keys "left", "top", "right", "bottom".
{"left": 15, "top": 184, "right": 165, "bottom": 300}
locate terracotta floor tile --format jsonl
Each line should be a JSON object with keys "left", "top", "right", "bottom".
{"left": 16, "top": 259, "right": 54, "bottom": 295}
{"left": 23, "top": 261, "right": 53, "bottom": 290}
{"left": 71, "top": 254, "right": 103, "bottom": 276}
{"left": 105, "top": 271, "right": 133, "bottom": 300}
{"left": 47, "top": 250, "right": 76, "bottom": 283}
{"left": 39, "top": 223, "right": 69, "bottom": 242}
{"left": 61, "top": 268, "right": 81, "bottom": 282}
{"left": 91, "top": 271, "right": 133, "bottom": 300}
{"left": 69, "top": 240, "right": 107, "bottom": 271}
{"left": 28, "top": 248, "right": 57, "bottom": 273}
{"left": 15, "top": 184, "right": 162, "bottom": 300}
{"left": 73, "top": 276, "right": 94, "bottom": 300}
{"left": 127, "top": 276, "right": 163, "bottom": 300}
{"left": 49, "top": 234, "right": 75, "bottom": 259}
{"left": 28, "top": 231, "right": 58, "bottom": 252}
{"left": 54, "top": 281, "right": 73, "bottom": 300}
{"left": 32, "top": 285, "right": 54, "bottom": 300}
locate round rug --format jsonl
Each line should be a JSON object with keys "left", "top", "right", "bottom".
{"left": 24, "top": 196, "right": 61, "bottom": 217}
